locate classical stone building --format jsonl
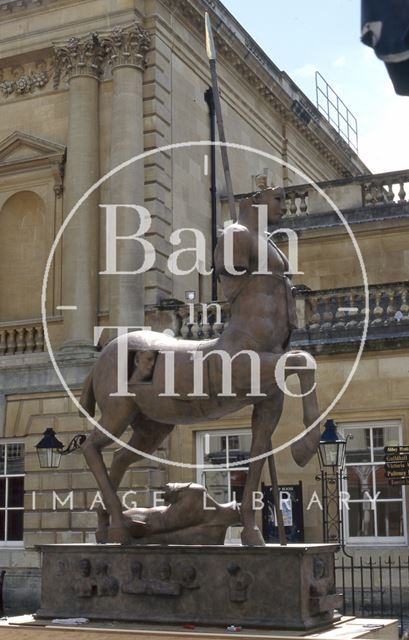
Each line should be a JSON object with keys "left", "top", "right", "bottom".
{"left": 0, "top": 0, "right": 407, "bottom": 614}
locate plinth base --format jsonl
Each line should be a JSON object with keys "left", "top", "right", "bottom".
{"left": 0, "top": 615, "right": 400, "bottom": 639}
{"left": 37, "top": 543, "right": 341, "bottom": 631}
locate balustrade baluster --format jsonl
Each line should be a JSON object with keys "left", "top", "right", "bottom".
{"left": 400, "top": 287, "right": 409, "bottom": 323}
{"left": 386, "top": 289, "right": 396, "bottom": 324}
{"left": 321, "top": 297, "right": 334, "bottom": 331}
{"left": 358, "top": 294, "right": 368, "bottom": 329}
{"left": 0, "top": 331, "right": 6, "bottom": 356}
{"left": 385, "top": 180, "right": 395, "bottom": 203}
{"left": 281, "top": 200, "right": 289, "bottom": 217}
{"left": 333, "top": 293, "right": 347, "bottom": 331}
{"left": 34, "top": 326, "right": 44, "bottom": 352}
{"left": 289, "top": 192, "right": 297, "bottom": 216}
{"left": 7, "top": 329, "right": 17, "bottom": 354}
{"left": 180, "top": 319, "right": 191, "bottom": 339}
{"left": 363, "top": 183, "right": 373, "bottom": 206}
{"left": 398, "top": 180, "right": 406, "bottom": 203}
{"left": 213, "top": 321, "right": 224, "bottom": 336}
{"left": 207, "top": 320, "right": 215, "bottom": 339}
{"left": 345, "top": 293, "right": 359, "bottom": 329}
{"left": 299, "top": 193, "right": 308, "bottom": 215}
{"left": 369, "top": 182, "right": 378, "bottom": 205}
{"left": 307, "top": 296, "right": 321, "bottom": 331}
{"left": 221, "top": 303, "right": 230, "bottom": 331}
{"left": 371, "top": 290, "right": 384, "bottom": 326}
{"left": 376, "top": 182, "right": 385, "bottom": 203}
{"left": 190, "top": 321, "right": 201, "bottom": 340}
{"left": 15, "top": 328, "right": 25, "bottom": 354}
{"left": 25, "top": 326, "right": 35, "bottom": 352}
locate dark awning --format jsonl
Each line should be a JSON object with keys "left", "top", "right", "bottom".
{"left": 361, "top": 0, "right": 409, "bottom": 95}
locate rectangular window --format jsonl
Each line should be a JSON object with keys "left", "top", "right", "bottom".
{"left": 0, "top": 441, "right": 25, "bottom": 545}
{"left": 340, "top": 421, "right": 406, "bottom": 545}
{"left": 196, "top": 429, "right": 251, "bottom": 544}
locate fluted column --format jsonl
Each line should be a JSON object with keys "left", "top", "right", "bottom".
{"left": 100, "top": 23, "right": 150, "bottom": 328}
{"left": 54, "top": 36, "right": 103, "bottom": 349}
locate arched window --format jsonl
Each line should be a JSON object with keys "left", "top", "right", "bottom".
{"left": 0, "top": 191, "right": 47, "bottom": 322}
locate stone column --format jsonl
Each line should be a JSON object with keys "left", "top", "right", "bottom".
{"left": 54, "top": 36, "right": 104, "bottom": 350}
{"left": 100, "top": 24, "right": 150, "bottom": 328}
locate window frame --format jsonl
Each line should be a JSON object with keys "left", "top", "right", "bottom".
{"left": 196, "top": 428, "right": 252, "bottom": 545}
{"left": 0, "top": 438, "right": 25, "bottom": 548}
{"left": 340, "top": 420, "right": 407, "bottom": 546}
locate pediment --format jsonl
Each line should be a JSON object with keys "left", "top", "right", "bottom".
{"left": 0, "top": 131, "right": 65, "bottom": 174}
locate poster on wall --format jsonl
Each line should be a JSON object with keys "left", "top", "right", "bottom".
{"left": 262, "top": 483, "right": 304, "bottom": 543}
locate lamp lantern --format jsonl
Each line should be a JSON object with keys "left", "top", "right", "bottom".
{"left": 36, "top": 428, "right": 64, "bottom": 469}
{"left": 318, "top": 419, "right": 346, "bottom": 470}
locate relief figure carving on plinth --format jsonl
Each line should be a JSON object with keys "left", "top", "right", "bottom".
{"left": 95, "top": 562, "right": 119, "bottom": 597}
{"left": 121, "top": 560, "right": 148, "bottom": 595}
{"left": 74, "top": 559, "right": 96, "bottom": 598}
{"left": 227, "top": 564, "right": 253, "bottom": 603}
{"left": 145, "top": 562, "right": 182, "bottom": 597}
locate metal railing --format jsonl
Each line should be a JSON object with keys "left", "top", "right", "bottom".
{"left": 315, "top": 71, "right": 358, "bottom": 153}
{"left": 336, "top": 554, "right": 409, "bottom": 633}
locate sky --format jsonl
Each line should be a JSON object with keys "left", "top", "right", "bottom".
{"left": 222, "top": 0, "right": 408, "bottom": 174}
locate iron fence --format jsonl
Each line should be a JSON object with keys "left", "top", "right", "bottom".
{"left": 336, "top": 553, "right": 409, "bottom": 634}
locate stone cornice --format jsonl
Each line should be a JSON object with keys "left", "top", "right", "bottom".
{"left": 160, "top": 0, "right": 369, "bottom": 178}
{"left": 53, "top": 34, "right": 105, "bottom": 86}
{"left": 98, "top": 22, "right": 151, "bottom": 71}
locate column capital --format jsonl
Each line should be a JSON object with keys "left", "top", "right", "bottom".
{"left": 53, "top": 34, "right": 104, "bottom": 87}
{"left": 99, "top": 22, "right": 151, "bottom": 71}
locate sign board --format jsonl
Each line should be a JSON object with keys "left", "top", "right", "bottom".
{"left": 384, "top": 454, "right": 409, "bottom": 463}
{"left": 384, "top": 446, "right": 409, "bottom": 485}
{"left": 262, "top": 483, "right": 304, "bottom": 543}
{"left": 384, "top": 446, "right": 409, "bottom": 454}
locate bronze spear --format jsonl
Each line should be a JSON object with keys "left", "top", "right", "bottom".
{"left": 205, "top": 12, "right": 287, "bottom": 546}
{"left": 205, "top": 12, "right": 237, "bottom": 223}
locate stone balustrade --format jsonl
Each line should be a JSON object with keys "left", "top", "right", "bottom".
{"left": 362, "top": 170, "right": 409, "bottom": 206}
{"left": 149, "top": 282, "right": 409, "bottom": 347}
{"left": 281, "top": 169, "right": 409, "bottom": 217}
{"left": 282, "top": 188, "right": 309, "bottom": 217}
{"left": 178, "top": 302, "right": 231, "bottom": 340}
{"left": 0, "top": 321, "right": 44, "bottom": 356}
{"left": 301, "top": 282, "right": 409, "bottom": 332}
{"left": 3, "top": 284, "right": 406, "bottom": 356}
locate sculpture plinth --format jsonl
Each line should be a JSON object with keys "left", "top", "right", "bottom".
{"left": 37, "top": 543, "right": 341, "bottom": 631}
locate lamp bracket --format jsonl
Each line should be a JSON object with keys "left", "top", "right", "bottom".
{"left": 61, "top": 434, "right": 86, "bottom": 456}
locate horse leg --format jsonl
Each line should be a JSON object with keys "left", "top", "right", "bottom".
{"left": 83, "top": 428, "right": 132, "bottom": 543}
{"left": 290, "top": 361, "right": 321, "bottom": 467}
{"left": 241, "top": 391, "right": 284, "bottom": 546}
{"left": 96, "top": 419, "right": 174, "bottom": 542}
{"left": 82, "top": 395, "right": 138, "bottom": 543}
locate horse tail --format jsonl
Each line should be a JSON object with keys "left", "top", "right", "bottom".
{"left": 79, "top": 368, "right": 96, "bottom": 417}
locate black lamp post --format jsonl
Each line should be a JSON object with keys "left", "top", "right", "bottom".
{"left": 317, "top": 419, "right": 347, "bottom": 546}
{"left": 36, "top": 428, "right": 86, "bottom": 469}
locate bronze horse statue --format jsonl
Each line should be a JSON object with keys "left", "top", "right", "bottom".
{"left": 79, "top": 187, "right": 321, "bottom": 546}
